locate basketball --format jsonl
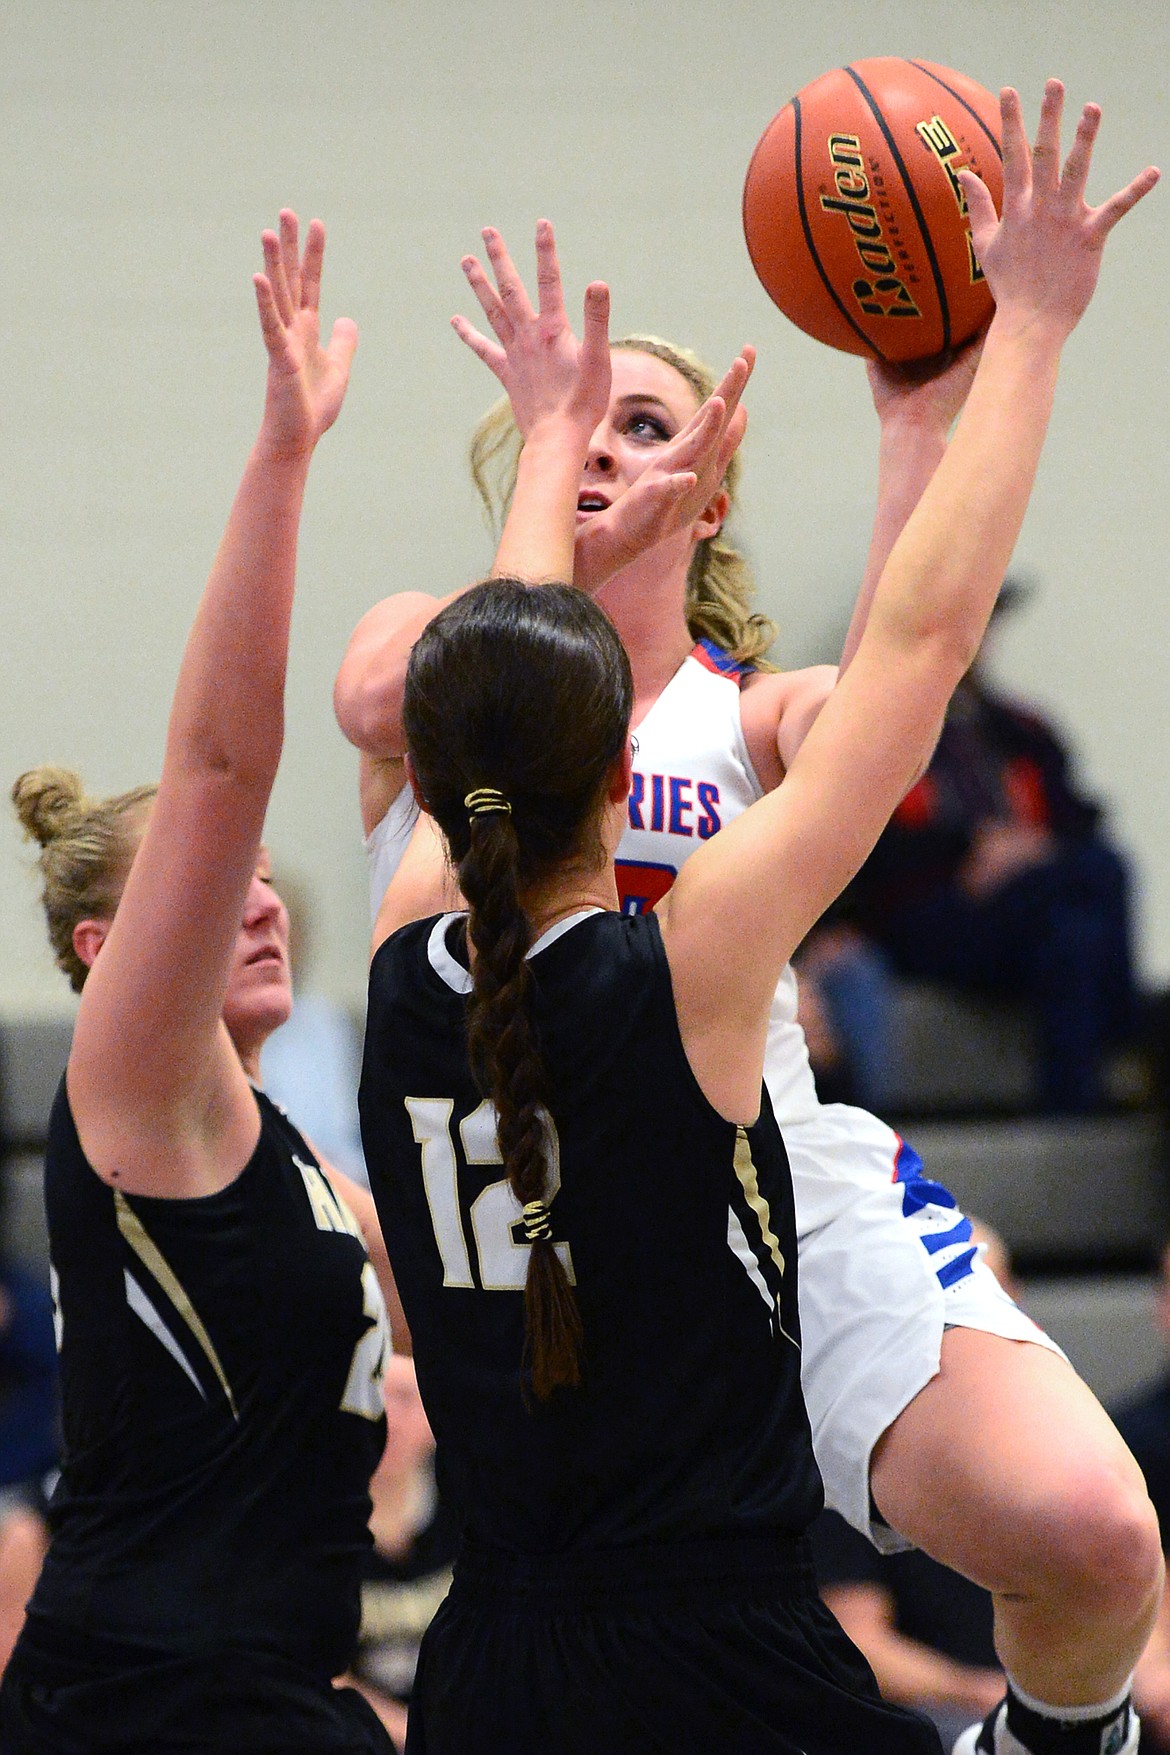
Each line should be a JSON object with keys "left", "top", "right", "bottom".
{"left": 743, "top": 58, "right": 1004, "bottom": 362}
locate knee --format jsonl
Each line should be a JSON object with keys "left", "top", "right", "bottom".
{"left": 1040, "top": 1464, "right": 1163, "bottom": 1616}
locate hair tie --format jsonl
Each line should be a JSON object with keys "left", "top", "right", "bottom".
{"left": 464, "top": 788, "right": 512, "bottom": 819}
{"left": 521, "top": 1200, "right": 553, "bottom": 1243}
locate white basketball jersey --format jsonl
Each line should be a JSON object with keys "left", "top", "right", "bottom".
{"left": 616, "top": 641, "right": 821, "bottom": 1127}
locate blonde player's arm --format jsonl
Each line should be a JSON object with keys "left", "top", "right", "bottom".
{"left": 658, "top": 85, "right": 1158, "bottom": 1123}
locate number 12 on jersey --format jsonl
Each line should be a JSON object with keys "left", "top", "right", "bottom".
{"left": 405, "top": 1096, "right": 575, "bottom": 1291}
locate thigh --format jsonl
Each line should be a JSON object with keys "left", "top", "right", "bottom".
{"left": 871, "top": 1326, "right": 1149, "bottom": 1591}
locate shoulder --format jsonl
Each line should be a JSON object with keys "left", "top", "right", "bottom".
{"left": 740, "top": 663, "right": 838, "bottom": 789}
{"left": 370, "top": 913, "right": 450, "bottom": 982}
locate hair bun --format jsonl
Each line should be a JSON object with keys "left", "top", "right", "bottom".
{"left": 11, "top": 765, "right": 87, "bottom": 847}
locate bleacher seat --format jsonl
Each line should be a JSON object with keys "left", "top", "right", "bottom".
{"left": 1019, "top": 1274, "right": 1164, "bottom": 1409}
{"left": 885, "top": 982, "right": 1037, "bottom": 1114}
{"left": 902, "top": 1112, "right": 1166, "bottom": 1267}
{"left": 1, "top": 1016, "right": 72, "bottom": 1276}
{"left": 0, "top": 1016, "right": 72, "bottom": 1148}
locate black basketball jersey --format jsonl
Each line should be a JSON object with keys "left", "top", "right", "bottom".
{"left": 360, "top": 909, "right": 822, "bottom": 1555}
{"left": 26, "top": 1082, "right": 388, "bottom": 1679}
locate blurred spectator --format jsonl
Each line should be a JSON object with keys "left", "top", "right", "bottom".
{"left": 841, "top": 578, "right": 1139, "bottom": 1115}
{"left": 810, "top": 1223, "right": 1024, "bottom": 1747}
{"left": 0, "top": 1259, "right": 58, "bottom": 1679}
{"left": 794, "top": 920, "right": 895, "bottom": 1110}
{"left": 1115, "top": 1242, "right": 1170, "bottom": 1750}
{"left": 261, "top": 872, "right": 368, "bottom": 1185}
{"left": 344, "top": 1355, "right": 457, "bottom": 1751}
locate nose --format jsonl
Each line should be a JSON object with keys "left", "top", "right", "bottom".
{"left": 243, "top": 875, "right": 281, "bottom": 927}
{"left": 584, "top": 421, "right": 616, "bottom": 475}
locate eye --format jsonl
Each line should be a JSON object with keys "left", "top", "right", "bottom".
{"left": 624, "top": 410, "right": 673, "bottom": 443}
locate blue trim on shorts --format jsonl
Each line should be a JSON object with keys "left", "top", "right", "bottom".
{"left": 893, "top": 1139, "right": 976, "bottom": 1290}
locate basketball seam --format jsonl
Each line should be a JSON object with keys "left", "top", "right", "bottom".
{"left": 791, "top": 93, "right": 891, "bottom": 362}
{"left": 845, "top": 63, "right": 952, "bottom": 354}
{"left": 908, "top": 61, "right": 1004, "bottom": 162}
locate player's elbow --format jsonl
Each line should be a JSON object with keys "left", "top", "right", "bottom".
{"left": 333, "top": 658, "right": 407, "bottom": 757}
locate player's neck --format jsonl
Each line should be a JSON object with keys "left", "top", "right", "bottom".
{"left": 519, "top": 847, "right": 620, "bottom": 942}
{"left": 592, "top": 549, "right": 694, "bottom": 722}
{"left": 522, "top": 880, "right": 617, "bottom": 942}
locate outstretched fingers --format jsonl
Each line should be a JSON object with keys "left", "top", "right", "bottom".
{"left": 278, "top": 209, "right": 303, "bottom": 313}
{"left": 253, "top": 272, "right": 290, "bottom": 365}
{"left": 957, "top": 165, "right": 999, "bottom": 257}
{"left": 637, "top": 469, "right": 701, "bottom": 521}
{"left": 710, "top": 346, "right": 755, "bottom": 428}
{"left": 299, "top": 217, "right": 326, "bottom": 314}
{"left": 998, "top": 87, "right": 1032, "bottom": 216}
{"left": 1053, "top": 91, "right": 1160, "bottom": 240}
{"left": 533, "top": 218, "right": 567, "bottom": 324}
{"left": 1089, "top": 161, "right": 1162, "bottom": 240}
{"left": 326, "top": 314, "right": 359, "bottom": 375}
{"left": 578, "top": 279, "right": 611, "bottom": 384}
{"left": 1029, "top": 78, "right": 1065, "bottom": 198}
{"left": 481, "top": 226, "right": 536, "bottom": 327}
{"left": 461, "top": 250, "right": 513, "bottom": 345}
{"left": 450, "top": 310, "right": 508, "bottom": 376}
{"left": 672, "top": 348, "right": 754, "bottom": 476}
{"left": 261, "top": 228, "right": 294, "bottom": 328}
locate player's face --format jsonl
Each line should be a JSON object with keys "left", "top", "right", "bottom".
{"left": 576, "top": 349, "right": 702, "bottom": 525}
{"left": 222, "top": 850, "right": 292, "bottom": 1054}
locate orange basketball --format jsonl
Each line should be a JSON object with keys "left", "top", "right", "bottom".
{"left": 743, "top": 58, "right": 1003, "bottom": 362}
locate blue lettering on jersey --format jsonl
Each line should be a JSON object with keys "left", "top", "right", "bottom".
{"left": 628, "top": 771, "right": 645, "bottom": 830}
{"left": 650, "top": 774, "right": 665, "bottom": 833}
{"left": 629, "top": 772, "right": 722, "bottom": 839}
{"left": 668, "top": 776, "right": 693, "bottom": 835}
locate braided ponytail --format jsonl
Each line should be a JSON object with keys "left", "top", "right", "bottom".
{"left": 404, "top": 580, "right": 634, "bottom": 1401}
{"left": 459, "top": 806, "right": 583, "bottom": 1398}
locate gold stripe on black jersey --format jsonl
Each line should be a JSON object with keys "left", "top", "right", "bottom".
{"left": 114, "top": 1190, "right": 240, "bottom": 1419}
{"left": 733, "top": 1127, "right": 787, "bottom": 1280}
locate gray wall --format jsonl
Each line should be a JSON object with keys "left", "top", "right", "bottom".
{"left": 2, "top": 1, "right": 1167, "bottom": 1019}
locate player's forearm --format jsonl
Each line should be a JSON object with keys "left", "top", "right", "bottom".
{"left": 491, "top": 424, "right": 586, "bottom": 583}
{"left": 865, "top": 318, "right": 1061, "bottom": 678}
{"left": 166, "top": 440, "right": 312, "bottom": 793}
{"left": 840, "top": 414, "right": 949, "bottom": 674}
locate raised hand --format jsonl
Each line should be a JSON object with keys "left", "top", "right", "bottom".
{"left": 253, "top": 210, "right": 358, "bottom": 458}
{"left": 575, "top": 349, "right": 755, "bottom": 589}
{"left": 452, "top": 220, "right": 611, "bottom": 442}
{"left": 866, "top": 332, "right": 983, "bottom": 435}
{"left": 959, "top": 82, "right": 1159, "bottom": 342}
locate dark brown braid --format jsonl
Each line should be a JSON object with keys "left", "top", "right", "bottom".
{"left": 404, "top": 580, "right": 633, "bottom": 1399}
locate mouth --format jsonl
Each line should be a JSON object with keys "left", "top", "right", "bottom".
{"left": 576, "top": 491, "right": 611, "bottom": 519}
{"left": 244, "top": 945, "right": 285, "bottom": 969}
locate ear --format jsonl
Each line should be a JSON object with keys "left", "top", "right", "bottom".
{"left": 72, "top": 918, "right": 110, "bottom": 972}
{"left": 404, "top": 754, "right": 431, "bottom": 815}
{"left": 607, "top": 740, "right": 634, "bottom": 805}
{"left": 692, "top": 485, "right": 730, "bottom": 545}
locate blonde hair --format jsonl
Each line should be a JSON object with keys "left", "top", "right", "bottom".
{"left": 12, "top": 766, "right": 156, "bottom": 992}
{"left": 469, "top": 334, "right": 777, "bottom": 668}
